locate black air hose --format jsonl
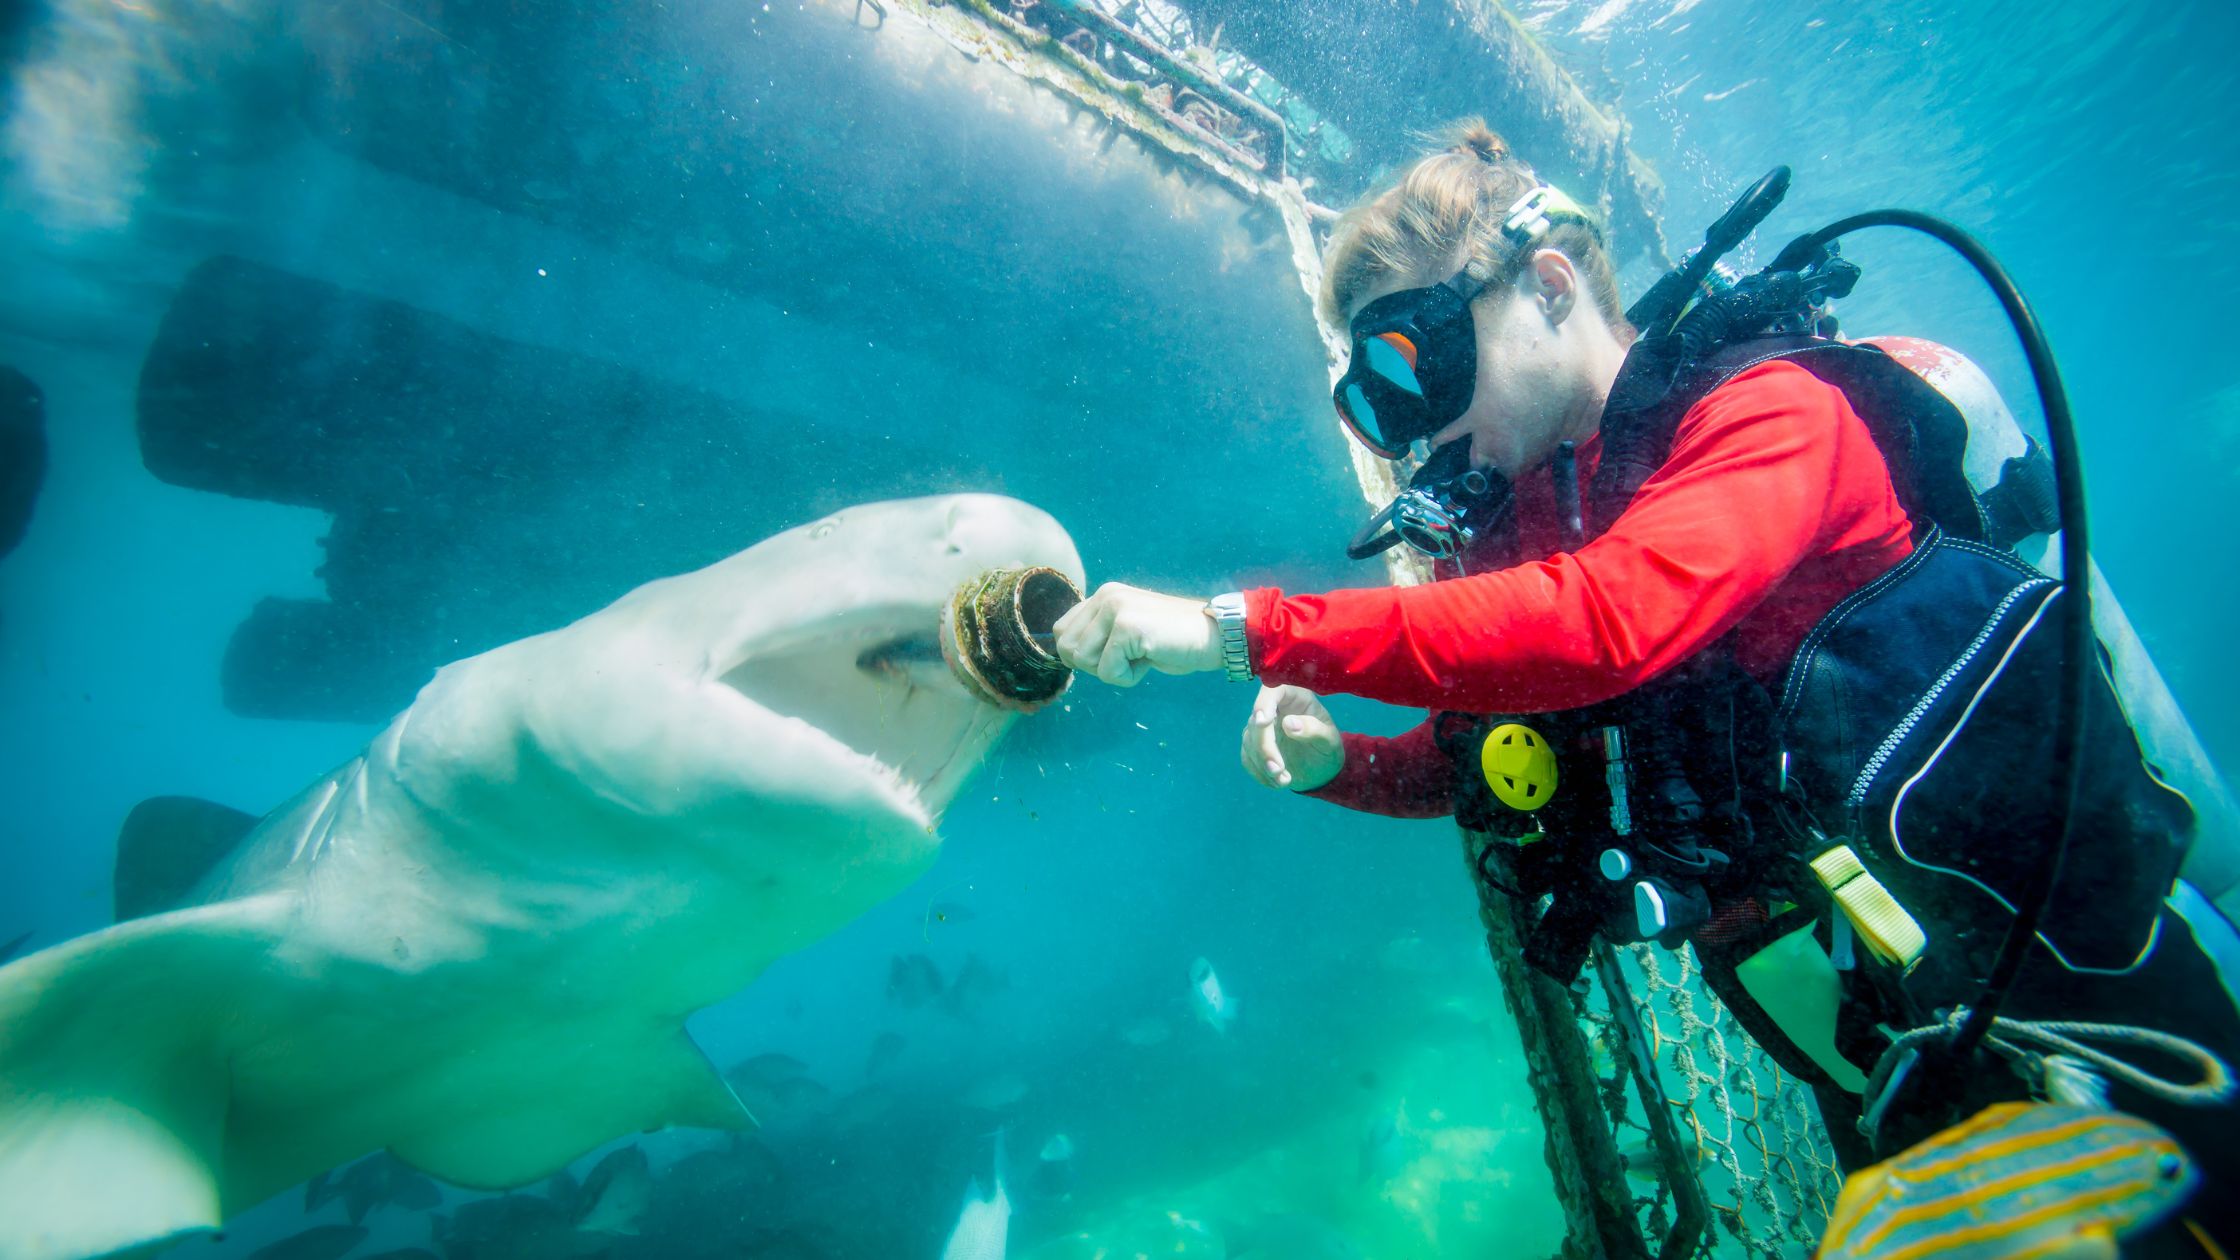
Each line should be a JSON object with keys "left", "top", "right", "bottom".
{"left": 1778, "top": 210, "right": 2090, "bottom": 1060}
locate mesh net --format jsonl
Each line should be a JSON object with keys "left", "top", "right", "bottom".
{"left": 1580, "top": 943, "right": 1846, "bottom": 1259}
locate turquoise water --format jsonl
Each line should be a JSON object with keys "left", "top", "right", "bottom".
{"left": 0, "top": 1, "right": 2232, "bottom": 1257}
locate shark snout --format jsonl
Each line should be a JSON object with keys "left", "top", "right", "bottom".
{"left": 936, "top": 495, "right": 1082, "bottom": 577}
{"left": 691, "top": 495, "right": 1083, "bottom": 821}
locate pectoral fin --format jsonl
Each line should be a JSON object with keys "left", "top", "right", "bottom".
{"left": 113, "top": 795, "right": 260, "bottom": 922}
{"left": 0, "top": 896, "right": 291, "bottom": 1260}
{"left": 390, "top": 1028, "right": 753, "bottom": 1191}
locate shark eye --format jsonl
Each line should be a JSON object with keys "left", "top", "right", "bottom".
{"left": 810, "top": 521, "right": 836, "bottom": 540}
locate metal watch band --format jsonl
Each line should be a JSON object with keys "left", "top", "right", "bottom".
{"left": 1206, "top": 591, "right": 1252, "bottom": 682}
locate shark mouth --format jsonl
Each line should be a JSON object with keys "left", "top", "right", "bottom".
{"left": 718, "top": 609, "right": 1011, "bottom": 823}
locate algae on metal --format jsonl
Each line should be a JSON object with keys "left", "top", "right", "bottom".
{"left": 1157, "top": 0, "right": 1668, "bottom": 261}
{"left": 905, "top": 0, "right": 1282, "bottom": 204}
{"left": 943, "top": 565, "right": 1079, "bottom": 711}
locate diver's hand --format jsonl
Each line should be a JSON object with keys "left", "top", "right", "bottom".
{"left": 1242, "top": 685, "right": 1343, "bottom": 791}
{"left": 1053, "top": 583, "right": 1221, "bottom": 687}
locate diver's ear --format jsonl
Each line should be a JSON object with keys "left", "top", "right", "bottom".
{"left": 1528, "top": 249, "right": 1578, "bottom": 326}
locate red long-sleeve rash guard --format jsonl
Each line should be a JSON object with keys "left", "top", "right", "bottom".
{"left": 1244, "top": 360, "right": 1917, "bottom": 819}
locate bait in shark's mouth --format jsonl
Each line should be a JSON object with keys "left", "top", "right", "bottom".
{"left": 942, "top": 564, "right": 1082, "bottom": 712}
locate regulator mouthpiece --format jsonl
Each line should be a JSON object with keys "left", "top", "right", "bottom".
{"left": 942, "top": 566, "right": 1082, "bottom": 712}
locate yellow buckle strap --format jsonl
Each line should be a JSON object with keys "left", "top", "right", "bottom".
{"left": 1810, "top": 845, "right": 1927, "bottom": 972}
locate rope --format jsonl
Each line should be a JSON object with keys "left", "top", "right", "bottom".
{"left": 1865, "top": 1008, "right": 2235, "bottom": 1118}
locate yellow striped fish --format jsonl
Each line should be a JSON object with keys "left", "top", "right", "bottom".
{"left": 1817, "top": 1102, "right": 2198, "bottom": 1260}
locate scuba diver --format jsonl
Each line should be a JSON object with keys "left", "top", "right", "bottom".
{"left": 1052, "top": 121, "right": 2240, "bottom": 1245}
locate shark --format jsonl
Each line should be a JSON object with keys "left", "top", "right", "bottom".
{"left": 0, "top": 494, "right": 1083, "bottom": 1260}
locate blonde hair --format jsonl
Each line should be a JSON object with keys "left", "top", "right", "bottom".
{"left": 1319, "top": 119, "right": 1630, "bottom": 340}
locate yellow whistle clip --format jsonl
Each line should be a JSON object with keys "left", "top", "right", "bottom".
{"left": 1809, "top": 845, "right": 1927, "bottom": 972}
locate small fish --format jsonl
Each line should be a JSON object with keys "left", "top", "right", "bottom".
{"left": 328, "top": 1151, "right": 439, "bottom": 1225}
{"left": 1616, "top": 1129, "right": 1703, "bottom": 1185}
{"left": 387, "top": 1168, "right": 440, "bottom": 1212}
{"left": 245, "top": 1224, "right": 368, "bottom": 1260}
{"left": 826, "top": 1084, "right": 900, "bottom": 1133}
{"left": 544, "top": 1167, "right": 580, "bottom": 1217}
{"left": 1816, "top": 1102, "right": 2197, "bottom": 1260}
{"left": 1033, "top": 1132, "right": 1076, "bottom": 1201}
{"left": 941, "top": 1133, "right": 1011, "bottom": 1260}
{"left": 435, "top": 1193, "right": 598, "bottom": 1257}
{"left": 323, "top": 1153, "right": 402, "bottom": 1224}
{"left": 1587, "top": 1026, "right": 1621, "bottom": 1080}
{"left": 0, "top": 929, "right": 33, "bottom": 967}
{"left": 339, "top": 1161, "right": 381, "bottom": 1225}
{"left": 888, "top": 953, "right": 945, "bottom": 1008}
{"left": 1190, "top": 957, "right": 1234, "bottom": 1033}
{"left": 1359, "top": 1105, "right": 1405, "bottom": 1185}
{"left": 928, "top": 901, "right": 978, "bottom": 926}
{"left": 737, "top": 1051, "right": 811, "bottom": 1084}
{"left": 772, "top": 1076, "right": 833, "bottom": 1110}
{"left": 724, "top": 1051, "right": 822, "bottom": 1114}
{"left": 941, "top": 955, "right": 1009, "bottom": 1021}
{"left": 722, "top": 1134, "right": 787, "bottom": 1190}
{"left": 865, "top": 1030, "right": 906, "bottom": 1077}
{"left": 575, "top": 1143, "right": 653, "bottom": 1236}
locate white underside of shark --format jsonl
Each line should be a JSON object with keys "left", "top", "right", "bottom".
{"left": 0, "top": 494, "right": 1082, "bottom": 1260}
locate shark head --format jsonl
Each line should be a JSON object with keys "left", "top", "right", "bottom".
{"left": 386, "top": 494, "right": 1086, "bottom": 891}
{"left": 707, "top": 493, "right": 1085, "bottom": 826}
{"left": 0, "top": 495, "right": 1087, "bottom": 1260}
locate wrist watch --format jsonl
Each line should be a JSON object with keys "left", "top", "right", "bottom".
{"left": 1206, "top": 591, "right": 1253, "bottom": 682}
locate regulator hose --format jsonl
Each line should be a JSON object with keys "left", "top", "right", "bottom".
{"left": 1773, "top": 210, "right": 2091, "bottom": 1062}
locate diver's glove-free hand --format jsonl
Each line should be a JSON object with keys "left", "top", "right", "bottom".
{"left": 1242, "top": 685, "right": 1344, "bottom": 792}
{"left": 1054, "top": 582, "right": 1223, "bottom": 686}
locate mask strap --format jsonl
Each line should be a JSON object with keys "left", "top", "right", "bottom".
{"left": 1502, "top": 184, "right": 1588, "bottom": 246}
{"left": 1446, "top": 184, "right": 1595, "bottom": 305}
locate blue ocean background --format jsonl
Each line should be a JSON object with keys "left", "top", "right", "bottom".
{"left": 0, "top": 0, "right": 2234, "bottom": 1256}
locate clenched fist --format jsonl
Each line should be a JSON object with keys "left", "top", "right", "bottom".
{"left": 1053, "top": 582, "right": 1223, "bottom": 686}
{"left": 1241, "top": 684, "right": 1344, "bottom": 791}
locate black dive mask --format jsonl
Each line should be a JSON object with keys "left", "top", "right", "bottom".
{"left": 1331, "top": 186, "right": 1593, "bottom": 458}
{"left": 1331, "top": 274, "right": 1486, "bottom": 459}
{"left": 1346, "top": 435, "right": 1514, "bottom": 561}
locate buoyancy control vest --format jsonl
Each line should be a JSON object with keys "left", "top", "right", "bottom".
{"left": 1451, "top": 331, "right": 2196, "bottom": 1093}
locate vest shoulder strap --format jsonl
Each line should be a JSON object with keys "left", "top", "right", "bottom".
{"left": 1589, "top": 337, "right": 1987, "bottom": 544}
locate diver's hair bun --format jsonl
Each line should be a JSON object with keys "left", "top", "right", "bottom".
{"left": 1447, "top": 119, "right": 1511, "bottom": 165}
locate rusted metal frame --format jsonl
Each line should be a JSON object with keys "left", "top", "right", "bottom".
{"left": 1051, "top": 2, "right": 1289, "bottom": 178}
{"left": 952, "top": 0, "right": 1277, "bottom": 187}
{"left": 1469, "top": 833, "right": 1650, "bottom": 1260}
{"left": 1162, "top": 0, "right": 1667, "bottom": 265}
{"left": 1593, "top": 942, "right": 1712, "bottom": 1260}
{"left": 926, "top": 0, "right": 1273, "bottom": 205}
